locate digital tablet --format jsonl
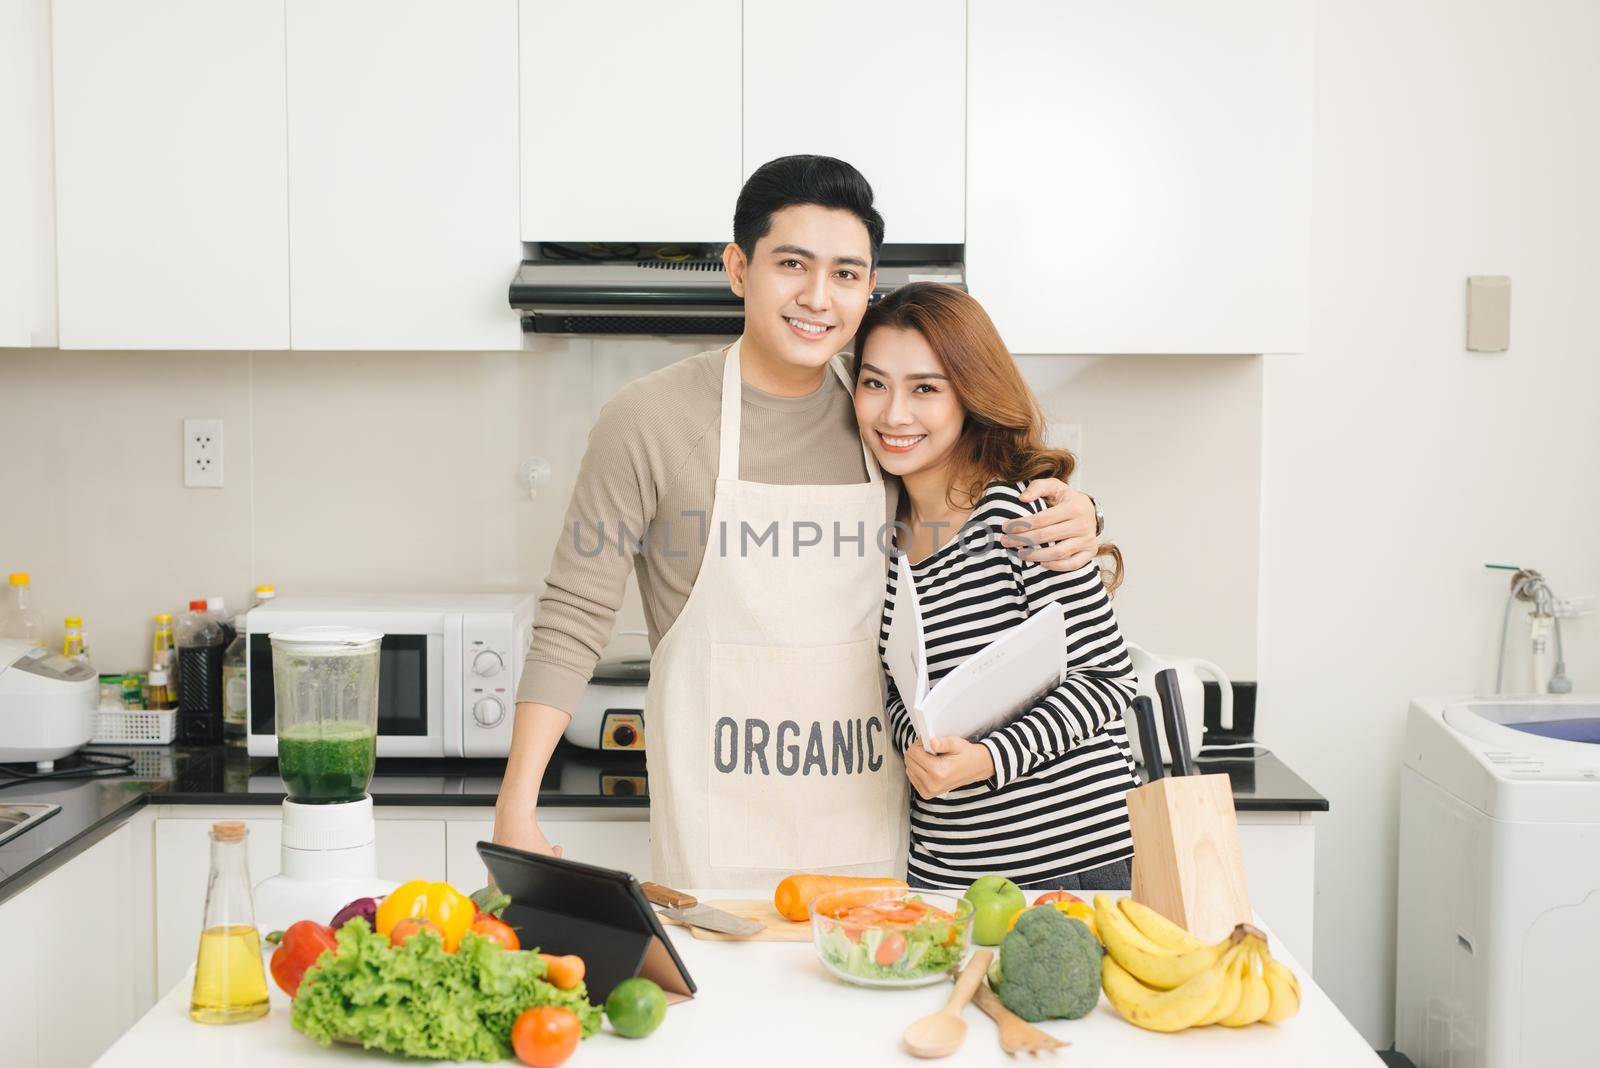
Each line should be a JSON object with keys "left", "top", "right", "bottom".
{"left": 477, "top": 841, "right": 696, "bottom": 1004}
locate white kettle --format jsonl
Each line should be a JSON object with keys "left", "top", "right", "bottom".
{"left": 1124, "top": 644, "right": 1232, "bottom": 765}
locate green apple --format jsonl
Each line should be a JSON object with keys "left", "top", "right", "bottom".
{"left": 963, "top": 876, "right": 1026, "bottom": 945}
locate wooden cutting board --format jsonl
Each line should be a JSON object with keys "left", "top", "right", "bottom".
{"left": 655, "top": 899, "right": 813, "bottom": 942}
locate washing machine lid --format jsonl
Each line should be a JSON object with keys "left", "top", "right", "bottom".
{"left": 1443, "top": 699, "right": 1600, "bottom": 781}
{"left": 1464, "top": 701, "right": 1600, "bottom": 745}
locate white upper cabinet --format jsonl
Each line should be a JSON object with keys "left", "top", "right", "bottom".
{"left": 742, "top": 0, "right": 965, "bottom": 245}
{"left": 286, "top": 0, "right": 521, "bottom": 350}
{"left": 968, "top": 0, "right": 1313, "bottom": 355}
{"left": 520, "top": 0, "right": 742, "bottom": 242}
{"left": 52, "top": 0, "right": 291, "bottom": 349}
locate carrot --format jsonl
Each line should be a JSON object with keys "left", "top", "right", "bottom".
{"left": 772, "top": 874, "right": 908, "bottom": 923}
{"left": 539, "top": 953, "right": 586, "bottom": 990}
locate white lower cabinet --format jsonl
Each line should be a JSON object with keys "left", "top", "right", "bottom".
{"left": 0, "top": 820, "right": 144, "bottom": 1068}
{"left": 1236, "top": 812, "right": 1317, "bottom": 972}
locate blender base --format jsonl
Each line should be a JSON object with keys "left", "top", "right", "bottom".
{"left": 253, "top": 794, "right": 396, "bottom": 934}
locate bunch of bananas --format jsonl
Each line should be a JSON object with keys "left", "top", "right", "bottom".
{"left": 1092, "top": 895, "right": 1300, "bottom": 1032}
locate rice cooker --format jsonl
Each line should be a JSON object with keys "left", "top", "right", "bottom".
{"left": 564, "top": 653, "right": 647, "bottom": 751}
{"left": 0, "top": 639, "right": 98, "bottom": 768}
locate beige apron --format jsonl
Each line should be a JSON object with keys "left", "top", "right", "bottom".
{"left": 644, "top": 341, "right": 909, "bottom": 890}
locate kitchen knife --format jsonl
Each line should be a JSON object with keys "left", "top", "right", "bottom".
{"left": 1130, "top": 696, "right": 1165, "bottom": 780}
{"left": 1154, "top": 668, "right": 1196, "bottom": 776}
{"left": 640, "top": 882, "right": 766, "bottom": 938}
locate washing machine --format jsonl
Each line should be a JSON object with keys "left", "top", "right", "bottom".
{"left": 1396, "top": 696, "right": 1600, "bottom": 1068}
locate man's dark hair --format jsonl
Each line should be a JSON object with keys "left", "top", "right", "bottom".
{"left": 733, "top": 155, "right": 885, "bottom": 271}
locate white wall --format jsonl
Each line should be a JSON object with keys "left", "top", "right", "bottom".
{"left": 1259, "top": 0, "right": 1600, "bottom": 1046}
{"left": 0, "top": 0, "right": 57, "bottom": 348}
{"left": 0, "top": 344, "right": 1261, "bottom": 677}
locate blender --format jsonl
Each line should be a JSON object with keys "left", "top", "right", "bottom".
{"left": 252, "top": 627, "right": 395, "bottom": 934}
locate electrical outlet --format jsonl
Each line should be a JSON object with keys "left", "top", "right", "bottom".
{"left": 183, "top": 418, "right": 224, "bottom": 488}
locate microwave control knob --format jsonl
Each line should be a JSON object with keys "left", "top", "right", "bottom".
{"left": 472, "top": 696, "right": 505, "bottom": 728}
{"left": 471, "top": 650, "right": 504, "bottom": 678}
{"left": 612, "top": 723, "right": 637, "bottom": 747}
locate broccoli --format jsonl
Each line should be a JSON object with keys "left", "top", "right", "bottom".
{"left": 989, "top": 905, "right": 1103, "bottom": 1022}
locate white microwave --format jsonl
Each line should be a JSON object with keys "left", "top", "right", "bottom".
{"left": 245, "top": 593, "right": 536, "bottom": 759}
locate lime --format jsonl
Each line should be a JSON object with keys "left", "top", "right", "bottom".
{"left": 604, "top": 977, "right": 667, "bottom": 1039}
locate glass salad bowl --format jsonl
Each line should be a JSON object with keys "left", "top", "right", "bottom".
{"left": 809, "top": 887, "right": 974, "bottom": 988}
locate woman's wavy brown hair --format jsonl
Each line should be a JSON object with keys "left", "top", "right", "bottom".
{"left": 853, "top": 282, "right": 1123, "bottom": 593}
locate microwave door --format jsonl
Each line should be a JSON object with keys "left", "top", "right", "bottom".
{"left": 373, "top": 633, "right": 443, "bottom": 757}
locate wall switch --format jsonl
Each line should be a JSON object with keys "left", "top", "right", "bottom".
{"left": 183, "top": 418, "right": 224, "bottom": 488}
{"left": 1466, "top": 275, "right": 1511, "bottom": 352}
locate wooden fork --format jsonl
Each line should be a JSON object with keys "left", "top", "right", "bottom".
{"left": 972, "top": 981, "right": 1070, "bottom": 1056}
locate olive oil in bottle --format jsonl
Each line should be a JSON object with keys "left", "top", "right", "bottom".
{"left": 190, "top": 821, "right": 270, "bottom": 1023}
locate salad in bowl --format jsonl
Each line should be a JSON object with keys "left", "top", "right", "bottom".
{"left": 809, "top": 887, "right": 974, "bottom": 988}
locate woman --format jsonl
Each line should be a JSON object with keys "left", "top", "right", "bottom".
{"left": 854, "top": 282, "right": 1140, "bottom": 892}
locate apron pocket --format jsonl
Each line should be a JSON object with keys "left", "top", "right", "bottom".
{"left": 705, "top": 638, "right": 902, "bottom": 872}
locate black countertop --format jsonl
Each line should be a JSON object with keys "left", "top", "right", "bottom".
{"left": 0, "top": 740, "right": 1323, "bottom": 905}
{"left": 1151, "top": 746, "right": 1328, "bottom": 812}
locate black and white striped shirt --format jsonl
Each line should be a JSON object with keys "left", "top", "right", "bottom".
{"left": 880, "top": 481, "right": 1140, "bottom": 889}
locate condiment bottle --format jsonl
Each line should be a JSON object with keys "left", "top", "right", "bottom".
{"left": 61, "top": 616, "right": 88, "bottom": 664}
{"left": 190, "top": 821, "right": 269, "bottom": 1024}
{"left": 176, "top": 600, "right": 224, "bottom": 743}
{"left": 1, "top": 573, "right": 43, "bottom": 647}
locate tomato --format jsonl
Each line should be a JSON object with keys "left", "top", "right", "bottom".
{"left": 390, "top": 917, "right": 444, "bottom": 948}
{"left": 875, "top": 932, "right": 907, "bottom": 966}
{"left": 539, "top": 953, "right": 586, "bottom": 990}
{"left": 835, "top": 898, "right": 953, "bottom": 929}
{"left": 511, "top": 1006, "right": 581, "bottom": 1068}
{"left": 876, "top": 907, "right": 922, "bottom": 924}
{"left": 469, "top": 915, "right": 520, "bottom": 951}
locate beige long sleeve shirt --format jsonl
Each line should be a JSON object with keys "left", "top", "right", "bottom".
{"left": 516, "top": 345, "right": 878, "bottom": 714}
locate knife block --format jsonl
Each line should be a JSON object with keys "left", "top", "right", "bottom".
{"left": 1126, "top": 772, "right": 1252, "bottom": 944}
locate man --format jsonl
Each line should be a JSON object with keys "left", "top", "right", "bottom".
{"left": 494, "top": 156, "right": 1102, "bottom": 888}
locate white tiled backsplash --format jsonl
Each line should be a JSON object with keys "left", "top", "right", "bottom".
{"left": 0, "top": 340, "right": 1260, "bottom": 677}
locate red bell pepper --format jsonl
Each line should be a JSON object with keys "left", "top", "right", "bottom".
{"left": 270, "top": 919, "right": 339, "bottom": 998}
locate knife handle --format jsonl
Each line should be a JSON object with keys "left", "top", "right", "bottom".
{"left": 640, "top": 882, "right": 698, "bottom": 909}
{"left": 1131, "top": 696, "right": 1164, "bottom": 780}
{"left": 1155, "top": 669, "right": 1195, "bottom": 776}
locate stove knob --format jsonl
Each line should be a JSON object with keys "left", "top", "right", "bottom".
{"left": 472, "top": 696, "right": 505, "bottom": 728}
{"left": 471, "top": 650, "right": 504, "bottom": 678}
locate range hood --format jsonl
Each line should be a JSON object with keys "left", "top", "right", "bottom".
{"left": 509, "top": 251, "right": 964, "bottom": 336}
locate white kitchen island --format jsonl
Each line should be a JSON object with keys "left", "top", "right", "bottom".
{"left": 96, "top": 892, "right": 1378, "bottom": 1068}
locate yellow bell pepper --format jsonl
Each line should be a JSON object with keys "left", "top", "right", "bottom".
{"left": 375, "top": 880, "right": 476, "bottom": 952}
{"left": 1008, "top": 899, "right": 1100, "bottom": 942}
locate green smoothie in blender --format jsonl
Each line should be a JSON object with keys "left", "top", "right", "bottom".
{"left": 277, "top": 722, "right": 376, "bottom": 802}
{"left": 270, "top": 627, "right": 382, "bottom": 804}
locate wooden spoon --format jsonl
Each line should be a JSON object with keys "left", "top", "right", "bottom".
{"left": 902, "top": 949, "right": 993, "bottom": 1059}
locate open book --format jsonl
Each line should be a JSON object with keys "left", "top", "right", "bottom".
{"left": 883, "top": 551, "right": 1066, "bottom": 752}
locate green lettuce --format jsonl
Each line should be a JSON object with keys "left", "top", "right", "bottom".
{"left": 291, "top": 919, "right": 604, "bottom": 1061}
